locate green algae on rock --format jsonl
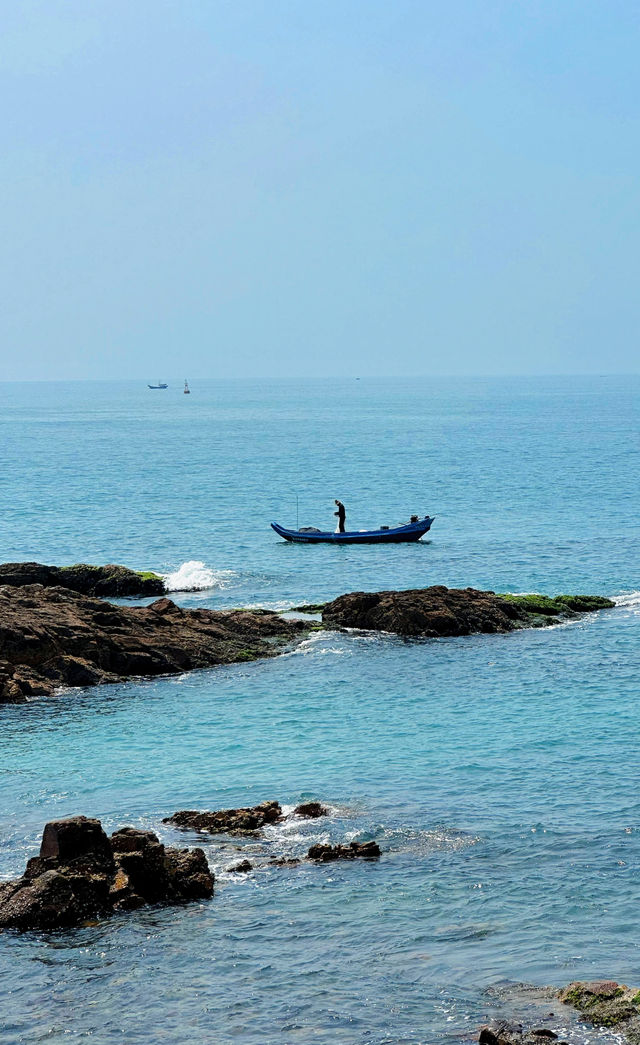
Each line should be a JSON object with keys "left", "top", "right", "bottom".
{"left": 558, "top": 980, "right": 640, "bottom": 1039}
{"left": 0, "top": 561, "right": 165, "bottom": 597}
{"left": 497, "top": 593, "right": 614, "bottom": 626}
{"left": 322, "top": 586, "right": 614, "bottom": 638}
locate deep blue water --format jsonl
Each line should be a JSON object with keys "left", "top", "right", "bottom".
{"left": 0, "top": 376, "right": 639, "bottom": 1044}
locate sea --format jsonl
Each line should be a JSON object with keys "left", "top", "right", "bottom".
{"left": 0, "top": 375, "right": 638, "bottom": 1045}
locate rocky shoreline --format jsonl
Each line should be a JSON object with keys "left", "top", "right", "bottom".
{"left": 0, "top": 803, "right": 380, "bottom": 931}
{"left": 480, "top": 980, "right": 640, "bottom": 1044}
{"left": 0, "top": 585, "right": 308, "bottom": 703}
{"left": 0, "top": 567, "right": 615, "bottom": 704}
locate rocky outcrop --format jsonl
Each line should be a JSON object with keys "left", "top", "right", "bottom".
{"left": 226, "top": 860, "right": 253, "bottom": 873}
{"left": 479, "top": 1024, "right": 564, "bottom": 1045}
{"left": 0, "top": 586, "right": 308, "bottom": 703}
{"left": 478, "top": 981, "right": 640, "bottom": 1045}
{"left": 293, "top": 802, "right": 328, "bottom": 818}
{"left": 558, "top": 981, "right": 640, "bottom": 1038}
{"left": 0, "top": 562, "right": 164, "bottom": 597}
{"left": 0, "top": 816, "right": 213, "bottom": 931}
{"left": 307, "top": 841, "right": 381, "bottom": 861}
{"left": 322, "top": 586, "right": 614, "bottom": 638}
{"left": 164, "top": 801, "right": 283, "bottom": 835}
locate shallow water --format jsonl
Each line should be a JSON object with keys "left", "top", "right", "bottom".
{"left": 0, "top": 376, "right": 639, "bottom": 1043}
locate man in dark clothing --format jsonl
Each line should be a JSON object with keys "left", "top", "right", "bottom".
{"left": 334, "top": 499, "right": 346, "bottom": 533}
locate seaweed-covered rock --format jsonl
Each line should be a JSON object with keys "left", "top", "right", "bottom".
{"left": 164, "top": 801, "right": 283, "bottom": 836}
{"left": 0, "top": 817, "right": 213, "bottom": 931}
{"left": 558, "top": 981, "right": 640, "bottom": 1036}
{"left": 322, "top": 586, "right": 614, "bottom": 638}
{"left": 307, "top": 841, "right": 381, "bottom": 862}
{"left": 0, "top": 562, "right": 165, "bottom": 597}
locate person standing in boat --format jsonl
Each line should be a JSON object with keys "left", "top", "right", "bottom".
{"left": 334, "top": 499, "right": 346, "bottom": 533}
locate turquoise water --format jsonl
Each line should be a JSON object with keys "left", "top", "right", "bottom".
{"left": 0, "top": 376, "right": 639, "bottom": 1044}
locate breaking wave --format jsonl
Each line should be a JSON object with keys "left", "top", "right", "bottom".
{"left": 162, "top": 560, "right": 238, "bottom": 592}
{"left": 613, "top": 590, "right": 640, "bottom": 609}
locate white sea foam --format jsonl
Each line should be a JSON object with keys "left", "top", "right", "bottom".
{"left": 162, "top": 560, "right": 237, "bottom": 592}
{"left": 612, "top": 590, "right": 640, "bottom": 608}
{"left": 241, "top": 600, "right": 299, "bottom": 614}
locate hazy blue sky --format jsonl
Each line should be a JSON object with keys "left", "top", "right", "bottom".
{"left": 1, "top": 1, "right": 639, "bottom": 380}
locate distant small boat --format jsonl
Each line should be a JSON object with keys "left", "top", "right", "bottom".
{"left": 271, "top": 516, "right": 435, "bottom": 544}
{"left": 148, "top": 381, "right": 168, "bottom": 389}
{"left": 184, "top": 380, "right": 190, "bottom": 394}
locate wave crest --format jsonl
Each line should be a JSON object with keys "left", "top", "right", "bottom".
{"left": 163, "top": 560, "right": 237, "bottom": 592}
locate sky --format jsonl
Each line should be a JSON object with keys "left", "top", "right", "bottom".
{"left": 1, "top": 0, "right": 639, "bottom": 380}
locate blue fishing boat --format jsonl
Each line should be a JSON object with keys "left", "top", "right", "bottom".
{"left": 148, "top": 381, "right": 168, "bottom": 389}
{"left": 271, "top": 516, "right": 435, "bottom": 544}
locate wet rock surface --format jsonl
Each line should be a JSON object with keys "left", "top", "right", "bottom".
{"left": 480, "top": 981, "right": 640, "bottom": 1045}
{"left": 558, "top": 981, "right": 640, "bottom": 1039}
{"left": 164, "top": 801, "right": 283, "bottom": 835}
{"left": 322, "top": 586, "right": 614, "bottom": 638}
{"left": 0, "top": 562, "right": 165, "bottom": 597}
{"left": 307, "top": 841, "right": 381, "bottom": 861}
{"left": 0, "top": 586, "right": 308, "bottom": 703}
{"left": 226, "top": 860, "right": 253, "bottom": 873}
{"left": 0, "top": 816, "right": 213, "bottom": 931}
{"left": 293, "top": 802, "right": 328, "bottom": 818}
{"left": 479, "top": 1024, "right": 565, "bottom": 1045}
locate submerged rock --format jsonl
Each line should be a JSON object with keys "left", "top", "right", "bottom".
{"left": 164, "top": 801, "right": 283, "bottom": 836}
{"left": 322, "top": 586, "right": 614, "bottom": 638}
{"left": 0, "top": 586, "right": 308, "bottom": 703}
{"left": 0, "top": 816, "right": 213, "bottom": 931}
{"left": 307, "top": 841, "right": 381, "bottom": 862}
{"left": 0, "top": 562, "right": 165, "bottom": 597}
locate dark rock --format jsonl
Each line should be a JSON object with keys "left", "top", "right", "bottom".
{"left": 0, "top": 562, "right": 165, "bottom": 597}
{"left": 40, "top": 816, "right": 114, "bottom": 870}
{"left": 322, "top": 586, "right": 614, "bottom": 638}
{"left": 0, "top": 868, "right": 105, "bottom": 931}
{"left": 479, "top": 1024, "right": 559, "bottom": 1045}
{"left": 165, "top": 847, "right": 214, "bottom": 901}
{"left": 0, "top": 817, "right": 213, "bottom": 932}
{"left": 293, "top": 802, "right": 328, "bottom": 818}
{"left": 269, "top": 857, "right": 302, "bottom": 867}
{"left": 227, "top": 860, "right": 253, "bottom": 873}
{"left": 307, "top": 841, "right": 381, "bottom": 862}
{"left": 164, "top": 801, "right": 283, "bottom": 836}
{"left": 0, "top": 585, "right": 309, "bottom": 702}
{"left": 109, "top": 828, "right": 170, "bottom": 907}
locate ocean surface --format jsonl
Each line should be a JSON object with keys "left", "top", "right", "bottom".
{"left": 0, "top": 375, "right": 638, "bottom": 1045}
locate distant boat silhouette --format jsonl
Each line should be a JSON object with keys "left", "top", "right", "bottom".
{"left": 148, "top": 381, "right": 168, "bottom": 389}
{"left": 184, "top": 380, "right": 190, "bottom": 394}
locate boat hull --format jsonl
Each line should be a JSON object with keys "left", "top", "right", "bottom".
{"left": 271, "top": 518, "right": 434, "bottom": 544}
